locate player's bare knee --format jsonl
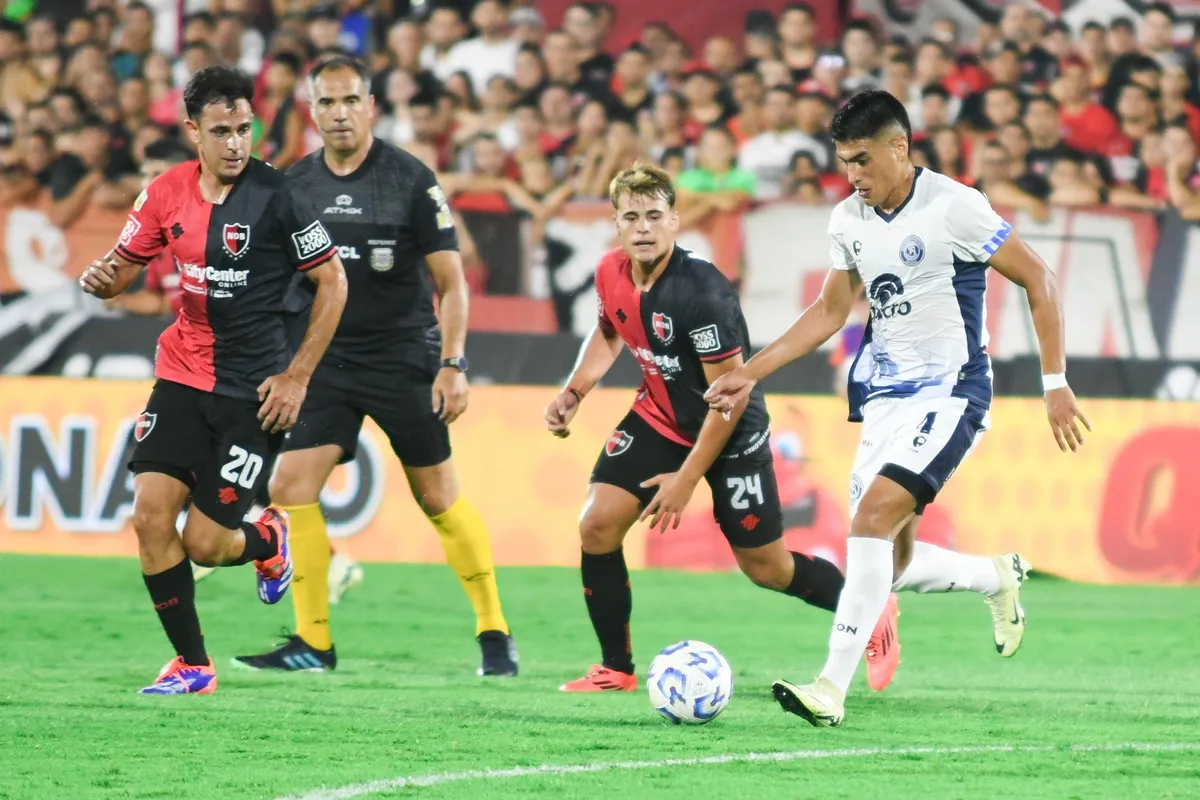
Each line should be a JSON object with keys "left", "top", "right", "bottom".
{"left": 181, "top": 531, "right": 225, "bottom": 567}
{"left": 129, "top": 501, "right": 179, "bottom": 550}
{"left": 578, "top": 512, "right": 625, "bottom": 555}
{"left": 738, "top": 557, "right": 790, "bottom": 591}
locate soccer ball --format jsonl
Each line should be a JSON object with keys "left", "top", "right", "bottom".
{"left": 646, "top": 640, "right": 733, "bottom": 724}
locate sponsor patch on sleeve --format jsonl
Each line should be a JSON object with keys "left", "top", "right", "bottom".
{"left": 133, "top": 190, "right": 148, "bottom": 212}
{"left": 117, "top": 216, "right": 142, "bottom": 247}
{"left": 689, "top": 324, "right": 721, "bottom": 354}
{"left": 291, "top": 221, "right": 333, "bottom": 261}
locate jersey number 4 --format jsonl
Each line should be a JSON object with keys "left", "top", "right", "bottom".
{"left": 220, "top": 445, "right": 264, "bottom": 489}
{"left": 727, "top": 474, "right": 764, "bottom": 509}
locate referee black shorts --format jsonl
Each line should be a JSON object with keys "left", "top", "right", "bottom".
{"left": 282, "top": 338, "right": 451, "bottom": 468}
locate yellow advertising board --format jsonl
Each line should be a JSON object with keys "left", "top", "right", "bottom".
{"left": 1, "top": 379, "right": 1198, "bottom": 585}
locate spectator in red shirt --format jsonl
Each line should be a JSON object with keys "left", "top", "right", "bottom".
{"left": 1056, "top": 58, "right": 1120, "bottom": 155}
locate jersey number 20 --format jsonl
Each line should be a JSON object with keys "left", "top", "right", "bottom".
{"left": 220, "top": 445, "right": 264, "bottom": 489}
{"left": 727, "top": 474, "right": 764, "bottom": 509}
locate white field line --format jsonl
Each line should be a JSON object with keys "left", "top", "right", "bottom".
{"left": 277, "top": 741, "right": 1200, "bottom": 800}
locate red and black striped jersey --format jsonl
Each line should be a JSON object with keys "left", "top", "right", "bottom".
{"left": 595, "top": 244, "right": 771, "bottom": 457}
{"left": 115, "top": 159, "right": 336, "bottom": 401}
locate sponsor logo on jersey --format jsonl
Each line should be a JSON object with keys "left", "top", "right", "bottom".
{"left": 292, "top": 221, "right": 333, "bottom": 261}
{"left": 178, "top": 259, "right": 250, "bottom": 297}
{"left": 222, "top": 223, "right": 251, "bottom": 259}
{"left": 133, "top": 190, "right": 148, "bottom": 212}
{"left": 605, "top": 429, "right": 634, "bottom": 456}
{"left": 899, "top": 234, "right": 925, "bottom": 266}
{"left": 689, "top": 324, "right": 721, "bottom": 354}
{"left": 370, "top": 247, "right": 394, "bottom": 271}
{"left": 325, "top": 194, "right": 363, "bottom": 214}
{"left": 632, "top": 347, "right": 681, "bottom": 378}
{"left": 117, "top": 216, "right": 141, "bottom": 247}
{"left": 651, "top": 312, "right": 674, "bottom": 344}
{"left": 868, "top": 273, "right": 912, "bottom": 320}
{"left": 336, "top": 246, "right": 361, "bottom": 260}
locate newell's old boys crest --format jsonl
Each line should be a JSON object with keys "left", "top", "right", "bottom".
{"left": 605, "top": 429, "right": 634, "bottom": 456}
{"left": 223, "top": 223, "right": 251, "bottom": 259}
{"left": 652, "top": 312, "right": 674, "bottom": 344}
{"left": 134, "top": 412, "right": 157, "bottom": 442}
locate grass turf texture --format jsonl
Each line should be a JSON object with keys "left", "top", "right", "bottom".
{"left": 2, "top": 555, "right": 1199, "bottom": 800}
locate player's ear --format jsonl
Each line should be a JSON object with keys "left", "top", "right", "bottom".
{"left": 183, "top": 118, "right": 200, "bottom": 148}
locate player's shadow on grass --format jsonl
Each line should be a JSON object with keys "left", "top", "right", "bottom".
{"left": 478, "top": 708, "right": 665, "bottom": 729}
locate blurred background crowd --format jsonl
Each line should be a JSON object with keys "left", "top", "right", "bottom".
{"left": 3, "top": 1, "right": 1200, "bottom": 275}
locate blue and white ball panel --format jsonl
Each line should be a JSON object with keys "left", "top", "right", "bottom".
{"left": 848, "top": 395, "right": 988, "bottom": 517}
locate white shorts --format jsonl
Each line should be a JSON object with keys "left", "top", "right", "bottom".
{"left": 848, "top": 394, "right": 990, "bottom": 518}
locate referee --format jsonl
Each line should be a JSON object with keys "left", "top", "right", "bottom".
{"left": 235, "top": 56, "right": 517, "bottom": 676}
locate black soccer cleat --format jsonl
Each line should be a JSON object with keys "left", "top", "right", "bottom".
{"left": 477, "top": 630, "right": 518, "bottom": 677}
{"left": 232, "top": 631, "right": 337, "bottom": 672}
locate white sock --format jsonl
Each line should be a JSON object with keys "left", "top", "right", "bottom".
{"left": 892, "top": 542, "right": 1001, "bottom": 596}
{"left": 820, "top": 536, "right": 894, "bottom": 695}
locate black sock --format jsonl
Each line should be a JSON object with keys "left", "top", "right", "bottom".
{"left": 783, "top": 551, "right": 846, "bottom": 612}
{"left": 581, "top": 549, "right": 634, "bottom": 675}
{"left": 143, "top": 558, "right": 208, "bottom": 666}
{"left": 229, "top": 520, "right": 277, "bottom": 566}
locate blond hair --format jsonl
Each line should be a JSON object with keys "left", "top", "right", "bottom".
{"left": 608, "top": 161, "right": 676, "bottom": 209}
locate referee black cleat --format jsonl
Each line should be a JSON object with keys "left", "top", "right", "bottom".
{"left": 477, "top": 630, "right": 518, "bottom": 677}
{"left": 232, "top": 631, "right": 336, "bottom": 672}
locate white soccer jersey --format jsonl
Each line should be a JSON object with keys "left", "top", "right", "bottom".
{"left": 828, "top": 167, "right": 1012, "bottom": 421}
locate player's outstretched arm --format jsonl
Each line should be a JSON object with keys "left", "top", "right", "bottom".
{"left": 545, "top": 324, "right": 623, "bottom": 438}
{"left": 641, "top": 354, "right": 750, "bottom": 531}
{"left": 988, "top": 232, "right": 1091, "bottom": 452}
{"left": 704, "top": 268, "right": 860, "bottom": 412}
{"left": 78, "top": 252, "right": 146, "bottom": 300}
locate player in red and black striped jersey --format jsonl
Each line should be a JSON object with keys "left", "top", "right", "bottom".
{"left": 544, "top": 163, "right": 899, "bottom": 693}
{"left": 78, "top": 66, "right": 348, "bottom": 696}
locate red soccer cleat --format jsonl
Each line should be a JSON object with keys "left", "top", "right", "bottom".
{"left": 865, "top": 593, "right": 900, "bottom": 691}
{"left": 559, "top": 665, "right": 638, "bottom": 692}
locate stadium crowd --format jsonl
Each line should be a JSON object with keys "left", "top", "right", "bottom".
{"left": 4, "top": 0, "right": 1200, "bottom": 281}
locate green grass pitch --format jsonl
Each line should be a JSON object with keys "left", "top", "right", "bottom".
{"left": 2, "top": 554, "right": 1199, "bottom": 799}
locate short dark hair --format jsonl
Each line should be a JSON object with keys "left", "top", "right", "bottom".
{"left": 409, "top": 88, "right": 440, "bottom": 110}
{"left": 309, "top": 54, "right": 369, "bottom": 84}
{"left": 1026, "top": 93, "right": 1059, "bottom": 111}
{"left": 183, "top": 65, "right": 255, "bottom": 120}
{"left": 1111, "top": 16, "right": 1135, "bottom": 33}
{"left": 782, "top": 2, "right": 814, "bottom": 19}
{"left": 701, "top": 123, "right": 735, "bottom": 142}
{"left": 184, "top": 11, "right": 216, "bottom": 29}
{"left": 271, "top": 52, "right": 302, "bottom": 76}
{"left": 1082, "top": 21, "right": 1105, "bottom": 34}
{"left": 830, "top": 89, "right": 912, "bottom": 144}
{"left": 843, "top": 19, "right": 876, "bottom": 41}
{"left": 78, "top": 112, "right": 107, "bottom": 131}
{"left": 921, "top": 83, "right": 951, "bottom": 102}
{"left": 28, "top": 128, "right": 54, "bottom": 148}
{"left": 144, "top": 139, "right": 194, "bottom": 163}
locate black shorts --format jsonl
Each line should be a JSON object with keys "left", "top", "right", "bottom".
{"left": 129, "top": 379, "right": 284, "bottom": 529}
{"left": 282, "top": 341, "right": 451, "bottom": 468}
{"left": 589, "top": 411, "right": 782, "bottom": 549}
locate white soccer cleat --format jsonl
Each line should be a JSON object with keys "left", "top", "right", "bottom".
{"left": 328, "top": 552, "right": 364, "bottom": 605}
{"left": 986, "top": 553, "right": 1031, "bottom": 657}
{"left": 772, "top": 677, "right": 846, "bottom": 728}
{"left": 191, "top": 562, "right": 216, "bottom": 582}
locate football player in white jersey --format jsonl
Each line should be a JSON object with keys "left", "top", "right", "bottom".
{"left": 705, "top": 90, "right": 1090, "bottom": 727}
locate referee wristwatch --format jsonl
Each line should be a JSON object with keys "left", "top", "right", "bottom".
{"left": 441, "top": 356, "right": 469, "bottom": 373}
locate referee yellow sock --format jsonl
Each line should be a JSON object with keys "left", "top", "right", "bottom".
{"left": 284, "top": 502, "right": 333, "bottom": 651}
{"left": 429, "top": 497, "right": 509, "bottom": 635}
